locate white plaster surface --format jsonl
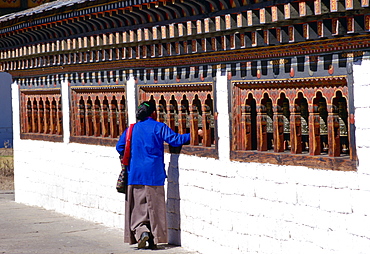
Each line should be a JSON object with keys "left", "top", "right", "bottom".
{"left": 61, "top": 79, "right": 70, "bottom": 143}
{"left": 12, "top": 63, "right": 370, "bottom": 253}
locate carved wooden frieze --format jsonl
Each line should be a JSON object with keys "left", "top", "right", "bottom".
{"left": 138, "top": 82, "right": 217, "bottom": 158}
{"left": 231, "top": 76, "right": 355, "bottom": 171}
{"left": 20, "top": 89, "right": 63, "bottom": 142}
{"left": 70, "top": 85, "right": 127, "bottom": 146}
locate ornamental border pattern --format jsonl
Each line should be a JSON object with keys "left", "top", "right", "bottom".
{"left": 7, "top": 34, "right": 370, "bottom": 78}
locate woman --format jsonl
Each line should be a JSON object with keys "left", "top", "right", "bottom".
{"left": 116, "top": 101, "right": 191, "bottom": 249}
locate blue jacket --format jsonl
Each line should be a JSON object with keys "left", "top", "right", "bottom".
{"left": 116, "top": 117, "right": 190, "bottom": 186}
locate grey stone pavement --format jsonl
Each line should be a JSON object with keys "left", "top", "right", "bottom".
{"left": 0, "top": 191, "right": 198, "bottom": 254}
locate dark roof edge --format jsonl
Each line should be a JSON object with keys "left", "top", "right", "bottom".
{"left": 0, "top": 0, "right": 94, "bottom": 23}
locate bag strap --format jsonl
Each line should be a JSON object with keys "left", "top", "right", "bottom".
{"left": 122, "top": 123, "right": 135, "bottom": 166}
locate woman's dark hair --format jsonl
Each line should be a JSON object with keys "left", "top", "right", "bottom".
{"left": 136, "top": 101, "right": 156, "bottom": 121}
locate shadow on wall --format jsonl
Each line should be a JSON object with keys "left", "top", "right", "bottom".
{"left": 166, "top": 152, "right": 182, "bottom": 246}
{"left": 0, "top": 72, "right": 13, "bottom": 148}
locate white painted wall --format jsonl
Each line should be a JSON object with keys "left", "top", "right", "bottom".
{"left": 12, "top": 61, "right": 370, "bottom": 254}
{"left": 61, "top": 79, "right": 70, "bottom": 143}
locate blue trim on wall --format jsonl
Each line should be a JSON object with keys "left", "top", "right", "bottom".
{"left": 0, "top": 72, "right": 13, "bottom": 148}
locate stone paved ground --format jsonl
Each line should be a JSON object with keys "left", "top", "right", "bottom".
{"left": 0, "top": 191, "right": 198, "bottom": 254}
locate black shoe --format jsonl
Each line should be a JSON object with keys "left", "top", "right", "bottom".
{"left": 148, "top": 235, "right": 157, "bottom": 250}
{"left": 138, "top": 232, "right": 149, "bottom": 249}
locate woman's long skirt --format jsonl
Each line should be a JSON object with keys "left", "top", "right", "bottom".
{"left": 124, "top": 185, "right": 168, "bottom": 245}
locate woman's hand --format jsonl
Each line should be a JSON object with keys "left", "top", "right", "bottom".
{"left": 198, "top": 129, "right": 204, "bottom": 137}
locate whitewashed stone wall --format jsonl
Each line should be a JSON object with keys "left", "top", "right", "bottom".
{"left": 12, "top": 61, "right": 370, "bottom": 254}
